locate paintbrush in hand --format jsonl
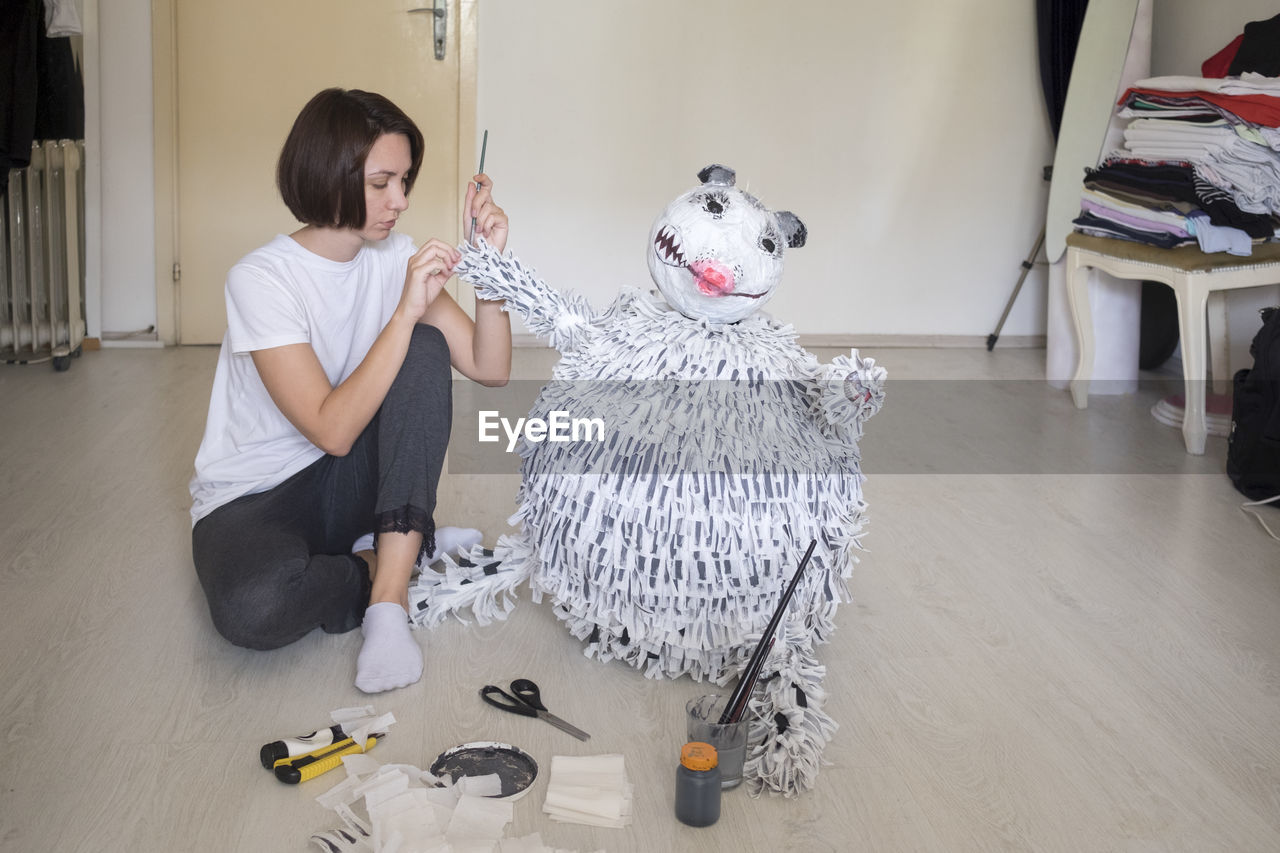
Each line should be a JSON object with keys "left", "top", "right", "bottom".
{"left": 469, "top": 129, "right": 488, "bottom": 245}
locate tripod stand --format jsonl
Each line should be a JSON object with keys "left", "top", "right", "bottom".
{"left": 986, "top": 226, "right": 1045, "bottom": 351}
{"left": 987, "top": 166, "right": 1052, "bottom": 351}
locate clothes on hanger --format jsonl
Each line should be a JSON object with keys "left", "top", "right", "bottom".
{"left": 33, "top": 30, "right": 84, "bottom": 141}
{"left": 0, "top": 0, "right": 43, "bottom": 191}
{"left": 43, "top": 0, "right": 82, "bottom": 37}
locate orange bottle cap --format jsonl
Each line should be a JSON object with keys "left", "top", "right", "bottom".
{"left": 680, "top": 741, "right": 719, "bottom": 771}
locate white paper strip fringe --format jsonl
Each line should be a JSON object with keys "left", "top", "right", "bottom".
{"left": 409, "top": 539, "right": 532, "bottom": 627}
{"left": 416, "top": 239, "right": 885, "bottom": 796}
{"left": 310, "top": 755, "right": 601, "bottom": 853}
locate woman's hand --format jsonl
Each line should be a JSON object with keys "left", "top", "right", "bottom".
{"left": 398, "top": 238, "right": 460, "bottom": 323}
{"left": 465, "top": 173, "right": 509, "bottom": 253}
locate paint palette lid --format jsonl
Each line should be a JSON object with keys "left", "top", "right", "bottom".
{"left": 429, "top": 741, "right": 538, "bottom": 800}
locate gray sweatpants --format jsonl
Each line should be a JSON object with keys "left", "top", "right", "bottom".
{"left": 192, "top": 324, "right": 452, "bottom": 650}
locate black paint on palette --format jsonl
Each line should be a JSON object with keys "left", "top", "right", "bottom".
{"left": 429, "top": 742, "right": 538, "bottom": 798}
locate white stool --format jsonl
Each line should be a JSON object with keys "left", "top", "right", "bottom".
{"left": 1065, "top": 232, "right": 1280, "bottom": 454}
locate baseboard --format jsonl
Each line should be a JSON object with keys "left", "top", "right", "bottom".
{"left": 802, "top": 334, "right": 1047, "bottom": 349}
{"left": 512, "top": 333, "right": 1047, "bottom": 349}
{"left": 93, "top": 332, "right": 1045, "bottom": 351}
{"left": 100, "top": 339, "right": 165, "bottom": 349}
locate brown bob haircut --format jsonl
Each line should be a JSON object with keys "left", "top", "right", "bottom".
{"left": 277, "top": 88, "right": 426, "bottom": 229}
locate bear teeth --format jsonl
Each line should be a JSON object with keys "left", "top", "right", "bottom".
{"left": 655, "top": 226, "right": 686, "bottom": 266}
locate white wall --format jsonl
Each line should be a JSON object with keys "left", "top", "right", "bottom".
{"left": 475, "top": 0, "right": 1055, "bottom": 339}
{"left": 92, "top": 0, "right": 1276, "bottom": 344}
{"left": 94, "top": 0, "right": 156, "bottom": 337}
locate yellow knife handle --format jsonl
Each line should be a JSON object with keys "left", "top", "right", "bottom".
{"left": 273, "top": 736, "right": 354, "bottom": 770}
{"left": 274, "top": 737, "right": 376, "bottom": 784}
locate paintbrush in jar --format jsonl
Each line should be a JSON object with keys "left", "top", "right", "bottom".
{"left": 719, "top": 538, "right": 817, "bottom": 725}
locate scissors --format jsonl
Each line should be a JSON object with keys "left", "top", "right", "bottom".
{"left": 479, "top": 678, "right": 590, "bottom": 741}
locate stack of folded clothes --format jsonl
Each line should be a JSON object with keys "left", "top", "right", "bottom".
{"left": 1073, "top": 16, "right": 1280, "bottom": 256}
{"left": 1076, "top": 153, "right": 1275, "bottom": 253}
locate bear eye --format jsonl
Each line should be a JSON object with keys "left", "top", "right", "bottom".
{"left": 702, "top": 191, "right": 729, "bottom": 217}
{"left": 760, "top": 229, "right": 781, "bottom": 256}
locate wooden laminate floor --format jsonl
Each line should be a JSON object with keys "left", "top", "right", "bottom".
{"left": 1, "top": 345, "right": 1277, "bottom": 852}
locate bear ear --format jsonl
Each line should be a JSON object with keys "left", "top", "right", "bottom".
{"left": 696, "top": 164, "right": 736, "bottom": 187}
{"left": 776, "top": 211, "right": 807, "bottom": 248}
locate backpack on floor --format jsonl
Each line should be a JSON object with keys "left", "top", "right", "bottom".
{"left": 1228, "top": 306, "right": 1280, "bottom": 502}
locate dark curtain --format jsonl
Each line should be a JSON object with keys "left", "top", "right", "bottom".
{"left": 1037, "top": 0, "right": 1091, "bottom": 141}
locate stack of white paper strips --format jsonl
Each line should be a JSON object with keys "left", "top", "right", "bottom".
{"left": 310, "top": 756, "right": 600, "bottom": 853}
{"left": 541, "top": 755, "right": 633, "bottom": 828}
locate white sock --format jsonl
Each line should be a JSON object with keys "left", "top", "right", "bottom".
{"left": 429, "top": 526, "right": 484, "bottom": 564}
{"left": 354, "top": 602, "right": 422, "bottom": 694}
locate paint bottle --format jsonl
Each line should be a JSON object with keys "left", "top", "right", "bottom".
{"left": 674, "top": 741, "right": 721, "bottom": 827}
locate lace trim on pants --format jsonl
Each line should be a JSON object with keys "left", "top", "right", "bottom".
{"left": 375, "top": 504, "right": 436, "bottom": 565}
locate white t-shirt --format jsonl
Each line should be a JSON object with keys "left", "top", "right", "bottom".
{"left": 189, "top": 232, "right": 416, "bottom": 524}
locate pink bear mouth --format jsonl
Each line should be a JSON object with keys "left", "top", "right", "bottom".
{"left": 689, "top": 260, "right": 735, "bottom": 296}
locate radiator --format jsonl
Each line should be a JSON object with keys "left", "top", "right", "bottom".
{"left": 2, "top": 140, "right": 86, "bottom": 370}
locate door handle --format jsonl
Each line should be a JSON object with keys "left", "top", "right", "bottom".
{"left": 408, "top": 0, "right": 447, "bottom": 60}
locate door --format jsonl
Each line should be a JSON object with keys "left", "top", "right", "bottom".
{"left": 172, "top": 0, "right": 467, "bottom": 344}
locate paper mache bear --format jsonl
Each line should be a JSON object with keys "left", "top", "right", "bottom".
{"left": 409, "top": 165, "right": 886, "bottom": 796}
